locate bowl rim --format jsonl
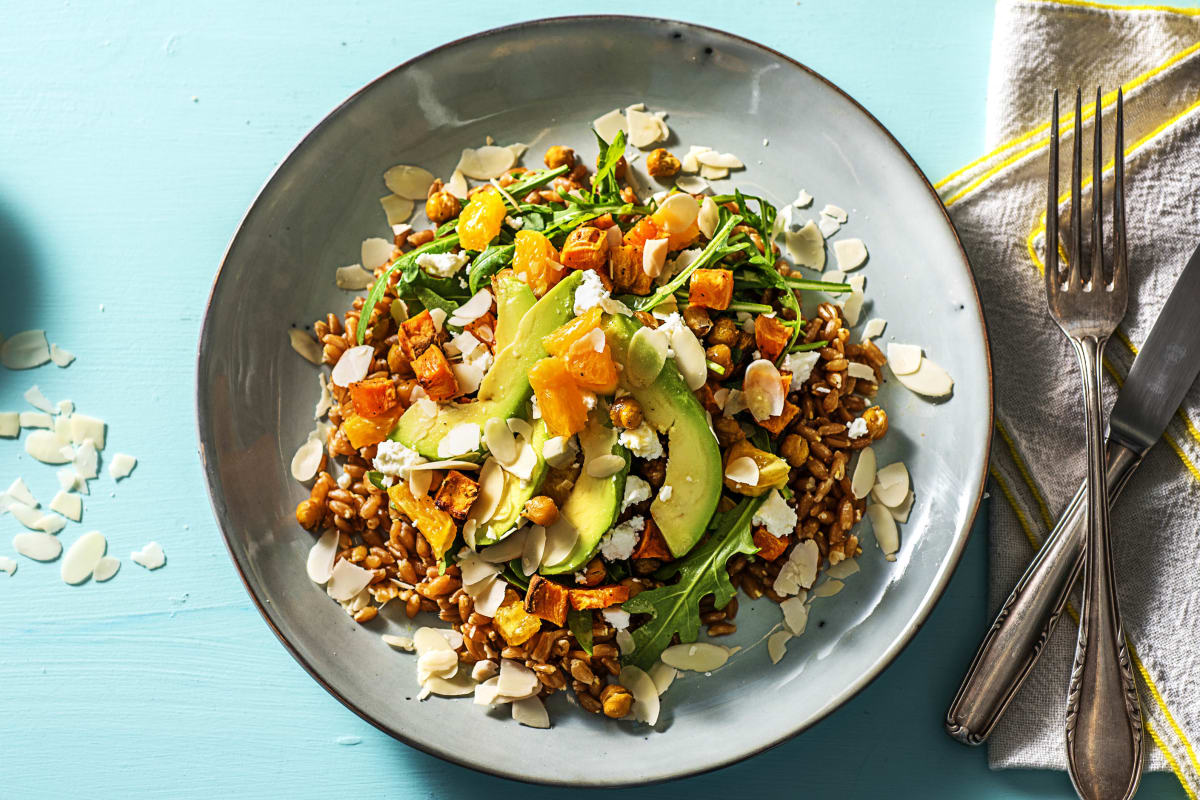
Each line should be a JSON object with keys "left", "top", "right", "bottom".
{"left": 195, "top": 13, "right": 994, "bottom": 788}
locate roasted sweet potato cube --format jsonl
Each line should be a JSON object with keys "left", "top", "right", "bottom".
{"left": 387, "top": 482, "right": 457, "bottom": 558}
{"left": 568, "top": 584, "right": 631, "bottom": 611}
{"left": 348, "top": 376, "right": 399, "bottom": 418}
{"left": 411, "top": 345, "right": 459, "bottom": 402}
{"left": 631, "top": 519, "right": 673, "bottom": 561}
{"left": 525, "top": 574, "right": 569, "bottom": 626}
{"left": 609, "top": 243, "right": 653, "bottom": 295}
{"left": 433, "top": 470, "right": 480, "bottom": 520}
{"left": 754, "top": 314, "right": 792, "bottom": 363}
{"left": 694, "top": 382, "right": 722, "bottom": 416}
{"left": 688, "top": 269, "right": 734, "bottom": 310}
{"left": 401, "top": 309, "right": 439, "bottom": 359}
{"left": 560, "top": 226, "right": 610, "bottom": 272}
{"left": 757, "top": 400, "right": 800, "bottom": 436}
{"left": 752, "top": 525, "right": 790, "bottom": 561}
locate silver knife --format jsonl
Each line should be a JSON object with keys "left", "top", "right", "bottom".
{"left": 945, "top": 240, "right": 1200, "bottom": 745}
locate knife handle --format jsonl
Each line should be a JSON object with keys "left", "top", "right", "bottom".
{"left": 944, "top": 440, "right": 1142, "bottom": 745}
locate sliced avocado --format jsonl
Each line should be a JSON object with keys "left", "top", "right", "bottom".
{"left": 390, "top": 271, "right": 583, "bottom": 458}
{"left": 604, "top": 314, "right": 721, "bottom": 558}
{"left": 492, "top": 271, "right": 535, "bottom": 354}
{"left": 540, "top": 414, "right": 628, "bottom": 575}
{"left": 474, "top": 419, "right": 551, "bottom": 547}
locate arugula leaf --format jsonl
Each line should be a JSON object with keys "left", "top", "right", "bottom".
{"left": 467, "top": 244, "right": 515, "bottom": 294}
{"left": 787, "top": 339, "right": 828, "bottom": 353}
{"left": 505, "top": 164, "right": 570, "bottom": 197}
{"left": 568, "top": 608, "right": 594, "bottom": 656}
{"left": 629, "top": 214, "right": 745, "bottom": 311}
{"left": 366, "top": 470, "right": 387, "bottom": 491}
{"left": 503, "top": 562, "right": 530, "bottom": 592}
{"left": 415, "top": 286, "right": 456, "bottom": 319}
{"left": 732, "top": 191, "right": 778, "bottom": 267}
{"left": 621, "top": 496, "right": 766, "bottom": 670}
{"left": 357, "top": 234, "right": 461, "bottom": 343}
{"left": 591, "top": 129, "right": 627, "bottom": 200}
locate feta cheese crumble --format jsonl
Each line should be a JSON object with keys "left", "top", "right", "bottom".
{"left": 846, "top": 418, "right": 869, "bottom": 439}
{"left": 781, "top": 351, "right": 820, "bottom": 389}
{"left": 373, "top": 440, "right": 427, "bottom": 476}
{"left": 752, "top": 489, "right": 798, "bottom": 538}
{"left": 573, "top": 269, "right": 610, "bottom": 315}
{"left": 600, "top": 516, "right": 643, "bottom": 561}
{"left": 617, "top": 422, "right": 663, "bottom": 460}
{"left": 621, "top": 475, "right": 652, "bottom": 511}
{"left": 416, "top": 251, "right": 471, "bottom": 278}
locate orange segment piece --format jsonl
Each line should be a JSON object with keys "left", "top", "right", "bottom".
{"left": 528, "top": 357, "right": 589, "bottom": 437}
{"left": 512, "top": 229, "right": 566, "bottom": 297}
{"left": 342, "top": 406, "right": 403, "bottom": 450}
{"left": 457, "top": 188, "right": 507, "bottom": 251}
{"left": 542, "top": 306, "right": 603, "bottom": 357}
{"left": 754, "top": 314, "right": 792, "bottom": 363}
{"left": 688, "top": 268, "right": 734, "bottom": 310}
{"left": 564, "top": 331, "right": 619, "bottom": 394}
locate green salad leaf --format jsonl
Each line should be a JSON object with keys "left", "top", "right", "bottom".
{"left": 621, "top": 495, "right": 766, "bottom": 670}
{"left": 591, "top": 129, "right": 626, "bottom": 200}
{"left": 467, "top": 244, "right": 516, "bottom": 294}
{"left": 567, "top": 608, "right": 594, "bottom": 656}
{"left": 628, "top": 214, "right": 745, "bottom": 311}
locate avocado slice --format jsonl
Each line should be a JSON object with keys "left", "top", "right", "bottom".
{"left": 539, "top": 414, "right": 628, "bottom": 575}
{"left": 492, "top": 271, "right": 535, "bottom": 354}
{"left": 390, "top": 270, "right": 583, "bottom": 458}
{"left": 604, "top": 314, "right": 722, "bottom": 558}
{"left": 474, "top": 419, "right": 551, "bottom": 547}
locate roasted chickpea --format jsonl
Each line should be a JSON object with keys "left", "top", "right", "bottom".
{"left": 386, "top": 343, "right": 410, "bottom": 375}
{"left": 705, "top": 344, "right": 733, "bottom": 381}
{"left": 706, "top": 316, "right": 740, "bottom": 348}
{"left": 639, "top": 457, "right": 667, "bottom": 488}
{"left": 682, "top": 305, "right": 713, "bottom": 338}
{"left": 560, "top": 226, "right": 610, "bottom": 272}
{"left": 579, "top": 557, "right": 606, "bottom": 587}
{"left": 407, "top": 229, "right": 435, "bottom": 248}
{"left": 295, "top": 498, "right": 322, "bottom": 529}
{"left": 522, "top": 495, "right": 559, "bottom": 527}
{"left": 600, "top": 684, "right": 634, "bottom": 719}
{"left": 425, "top": 191, "right": 461, "bottom": 225}
{"left": 544, "top": 145, "right": 576, "bottom": 170}
{"left": 645, "top": 148, "right": 681, "bottom": 178}
{"left": 780, "top": 434, "right": 810, "bottom": 467}
{"left": 862, "top": 406, "right": 889, "bottom": 439}
{"left": 609, "top": 396, "right": 644, "bottom": 430}
{"left": 713, "top": 416, "right": 746, "bottom": 448}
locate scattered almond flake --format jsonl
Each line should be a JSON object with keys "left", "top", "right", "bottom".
{"left": 694, "top": 150, "right": 743, "bottom": 170}
{"left": 618, "top": 665, "right": 660, "bottom": 724}
{"left": 698, "top": 163, "right": 729, "bottom": 180}
{"left": 379, "top": 194, "right": 415, "bottom": 226}
{"left": 793, "top": 190, "right": 813, "bottom": 208}
{"left": 743, "top": 359, "right": 785, "bottom": 420}
{"left": 625, "top": 106, "right": 669, "bottom": 148}
{"left": 445, "top": 169, "right": 469, "bottom": 199}
{"left": 666, "top": 322, "right": 708, "bottom": 391}
{"left": 644, "top": 664, "right": 675, "bottom": 699}
{"left": 842, "top": 361, "right": 875, "bottom": 384}
{"left": 470, "top": 660, "right": 498, "bottom": 682}
{"left": 842, "top": 287, "right": 865, "bottom": 326}
{"left": 448, "top": 289, "right": 494, "bottom": 327}
{"left": 92, "top": 556, "right": 120, "bottom": 582}
{"left": 55, "top": 400, "right": 73, "bottom": 416}
{"left": 60, "top": 531, "right": 106, "bottom": 585}
{"left": 861, "top": 318, "right": 887, "bottom": 341}
{"left": 425, "top": 669, "right": 476, "bottom": 698}
{"left": 660, "top": 642, "right": 730, "bottom": 672}
{"left": 867, "top": 504, "right": 900, "bottom": 558}
{"left": 335, "top": 263, "right": 375, "bottom": 291}
{"left": 469, "top": 574, "right": 508, "bottom": 617}
{"left": 56, "top": 469, "right": 85, "bottom": 494}
{"left": 851, "top": 447, "right": 877, "bottom": 500}
{"left": 521, "top": 524, "right": 546, "bottom": 576}
{"left": 680, "top": 145, "right": 712, "bottom": 173}
{"left": 507, "top": 142, "right": 528, "bottom": 161}
{"left": 780, "top": 596, "right": 809, "bottom": 635}
{"left": 498, "top": 658, "right": 540, "bottom": 700}
{"left": 592, "top": 108, "right": 627, "bottom": 143}
{"left": 817, "top": 214, "right": 840, "bottom": 238}
{"left": 642, "top": 237, "right": 669, "bottom": 278}
{"left": 886, "top": 343, "right": 922, "bottom": 375}
{"left": 833, "top": 239, "right": 868, "bottom": 271}
{"left": 449, "top": 362, "right": 483, "bottom": 396}
{"left": 13, "top": 531, "right": 62, "bottom": 561}
{"left": 23, "top": 386, "right": 53, "bottom": 414}
{"left": 894, "top": 356, "right": 954, "bottom": 398}
{"left": 474, "top": 675, "right": 504, "bottom": 706}
{"left": 460, "top": 551, "right": 503, "bottom": 586}
{"left": 826, "top": 559, "right": 860, "bottom": 580}
{"left": 0, "top": 412, "right": 18, "bottom": 437}
{"left": 288, "top": 329, "right": 323, "bottom": 364}
{"left": 67, "top": 416, "right": 105, "bottom": 450}
{"left": 692, "top": 198, "right": 720, "bottom": 242}
{"left": 773, "top": 538, "right": 820, "bottom": 596}
{"left": 413, "top": 627, "right": 455, "bottom": 656}
{"left": 18, "top": 411, "right": 49, "bottom": 428}
{"left": 483, "top": 417, "right": 517, "bottom": 464}
{"left": 48, "top": 343, "right": 75, "bottom": 368}
{"left": 615, "top": 629, "right": 636, "bottom": 656}
{"left": 541, "top": 517, "right": 579, "bottom": 567}
{"left": 291, "top": 434, "right": 325, "bottom": 483}
{"left": 467, "top": 458, "right": 505, "bottom": 527}
{"left": 48, "top": 491, "right": 82, "bottom": 522}
{"left": 382, "top": 634, "right": 415, "bottom": 651}
{"left": 785, "top": 220, "right": 825, "bottom": 270}
{"left": 812, "top": 579, "right": 844, "bottom": 598}
{"left": 0, "top": 556, "right": 16, "bottom": 576}
{"left": 108, "top": 453, "right": 137, "bottom": 481}
{"left": 675, "top": 175, "right": 708, "bottom": 194}
{"left": 823, "top": 269, "right": 845, "bottom": 286}
{"left": 511, "top": 695, "right": 550, "bottom": 728}
{"left": 417, "top": 649, "right": 460, "bottom": 684}
{"left": 34, "top": 513, "right": 66, "bottom": 534}
{"left": 428, "top": 307, "right": 448, "bottom": 332}
{"left": 585, "top": 454, "right": 625, "bottom": 479}
{"left": 889, "top": 490, "right": 915, "bottom": 523}
{"left": 1, "top": 330, "right": 50, "bottom": 369}
{"left": 821, "top": 204, "right": 847, "bottom": 223}
{"left": 325, "top": 557, "right": 374, "bottom": 600}
{"left": 304, "top": 529, "right": 340, "bottom": 585}
{"left": 6, "top": 477, "right": 38, "bottom": 508}
{"left": 456, "top": 145, "right": 517, "bottom": 180}
{"left": 329, "top": 344, "right": 374, "bottom": 387}
{"left": 383, "top": 164, "right": 437, "bottom": 200}
{"left": 767, "top": 629, "right": 792, "bottom": 664}
{"left": 479, "top": 529, "right": 527, "bottom": 564}
{"left": 873, "top": 462, "right": 911, "bottom": 508}
{"left": 437, "top": 422, "right": 481, "bottom": 459}
{"left": 25, "top": 429, "right": 71, "bottom": 464}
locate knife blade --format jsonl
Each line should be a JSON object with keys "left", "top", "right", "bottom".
{"left": 946, "top": 240, "right": 1200, "bottom": 745}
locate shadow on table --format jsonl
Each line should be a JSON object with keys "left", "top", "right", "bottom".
{"left": 0, "top": 187, "right": 46, "bottom": 350}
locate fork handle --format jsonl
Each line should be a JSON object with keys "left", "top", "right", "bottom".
{"left": 1066, "top": 335, "right": 1143, "bottom": 800}
{"left": 944, "top": 439, "right": 1141, "bottom": 746}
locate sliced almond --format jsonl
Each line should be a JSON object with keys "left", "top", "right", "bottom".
{"left": 467, "top": 574, "right": 507, "bottom": 617}
{"left": 541, "top": 517, "right": 579, "bottom": 567}
{"left": 24, "top": 386, "right": 53, "bottom": 413}
{"left": 785, "top": 221, "right": 824, "bottom": 270}
{"left": 417, "top": 650, "right": 459, "bottom": 683}
{"left": 586, "top": 454, "right": 625, "bottom": 479}
{"left": 698, "top": 163, "right": 729, "bottom": 181}
{"left": 846, "top": 362, "right": 876, "bottom": 381}
{"left": 289, "top": 329, "right": 323, "bottom": 364}
{"left": 813, "top": 579, "right": 844, "bottom": 598}
{"left": 724, "top": 456, "right": 759, "bottom": 486}
{"left": 649, "top": 663, "right": 677, "bottom": 696}
{"left": 793, "top": 189, "right": 813, "bottom": 208}
{"left": 872, "top": 462, "right": 910, "bottom": 507}
{"left": 423, "top": 670, "right": 476, "bottom": 698}
{"left": 459, "top": 552, "right": 502, "bottom": 585}
{"left": 834, "top": 238, "right": 868, "bottom": 271}
{"left": 437, "top": 422, "right": 481, "bottom": 459}
{"left": 25, "top": 430, "right": 71, "bottom": 464}
{"left": 521, "top": 524, "right": 546, "bottom": 576}
{"left": 48, "top": 491, "right": 82, "bottom": 522}
{"left": 445, "top": 169, "right": 469, "bottom": 199}
{"left": 773, "top": 538, "right": 820, "bottom": 596}
{"left": 889, "top": 490, "right": 915, "bottom": 523}
{"left": 290, "top": 435, "right": 324, "bottom": 482}
{"left": 826, "top": 559, "right": 860, "bottom": 580}
{"left": 13, "top": 531, "right": 61, "bottom": 561}
{"left": 660, "top": 642, "right": 730, "bottom": 672}
{"left": 511, "top": 695, "right": 550, "bottom": 728}
{"left": 694, "top": 150, "right": 743, "bottom": 169}
{"left": 642, "top": 237, "right": 669, "bottom": 277}
{"left": 500, "top": 438, "right": 538, "bottom": 482}
{"left": 767, "top": 629, "right": 792, "bottom": 664}
{"left": 780, "top": 596, "right": 808, "bottom": 635}
{"left": 361, "top": 237, "right": 395, "bottom": 271}
{"left": 817, "top": 214, "right": 840, "bottom": 238}
{"left": 468, "top": 458, "right": 505, "bottom": 525}
{"left": 379, "top": 195, "right": 414, "bottom": 226}
{"left": 0, "top": 412, "right": 18, "bottom": 437}
{"left": 676, "top": 175, "right": 709, "bottom": 194}
{"left": 861, "top": 318, "right": 887, "bottom": 340}
{"left": 867, "top": 503, "right": 900, "bottom": 558}
{"left": 6, "top": 477, "right": 38, "bottom": 508}
{"left": 479, "top": 528, "right": 527, "bottom": 563}
{"left": 49, "top": 344, "right": 75, "bottom": 368}
{"left": 821, "top": 204, "right": 848, "bottom": 223}
{"left": 330, "top": 344, "right": 375, "bottom": 386}
{"left": 70, "top": 416, "right": 106, "bottom": 449}
{"left": 484, "top": 417, "right": 517, "bottom": 464}
{"left": 667, "top": 323, "right": 708, "bottom": 391}
{"left": 626, "top": 106, "right": 668, "bottom": 148}
{"left": 306, "top": 529, "right": 339, "bottom": 584}
{"left": 414, "top": 626, "right": 455, "bottom": 656}
{"left": 60, "top": 531, "right": 106, "bottom": 585}
{"left": 1, "top": 330, "right": 50, "bottom": 369}
{"left": 92, "top": 556, "right": 120, "bottom": 582}
{"left": 886, "top": 343, "right": 923, "bottom": 375}
{"left": 326, "top": 558, "right": 373, "bottom": 601}
{"left": 457, "top": 146, "right": 516, "bottom": 180}
{"left": 35, "top": 514, "right": 66, "bottom": 534}
{"left": 697, "top": 195, "right": 719, "bottom": 238}
{"left": 383, "top": 165, "right": 436, "bottom": 200}
{"left": 592, "top": 108, "right": 627, "bottom": 143}
{"left": 894, "top": 357, "right": 954, "bottom": 398}
{"left": 448, "top": 289, "right": 494, "bottom": 327}
{"left": 743, "top": 359, "right": 785, "bottom": 420}
{"left": 618, "top": 665, "right": 660, "bottom": 725}
{"left": 335, "top": 264, "right": 375, "bottom": 290}
{"left": 850, "top": 447, "right": 876, "bottom": 500}
{"left": 498, "top": 658, "right": 540, "bottom": 700}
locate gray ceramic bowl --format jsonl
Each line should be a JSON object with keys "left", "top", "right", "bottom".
{"left": 197, "top": 16, "right": 992, "bottom": 787}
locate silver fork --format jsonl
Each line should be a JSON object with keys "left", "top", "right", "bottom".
{"left": 1047, "top": 88, "right": 1142, "bottom": 800}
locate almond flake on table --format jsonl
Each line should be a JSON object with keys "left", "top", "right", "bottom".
{"left": 886, "top": 342, "right": 922, "bottom": 375}
{"left": 73, "top": 439, "right": 99, "bottom": 480}
{"left": 49, "top": 343, "right": 75, "bottom": 367}
{"left": 23, "top": 385, "right": 54, "bottom": 414}
{"left": 592, "top": 109, "right": 627, "bottom": 144}
{"left": 288, "top": 329, "right": 323, "bottom": 365}
{"left": 92, "top": 556, "right": 120, "bottom": 582}
{"left": 61, "top": 531, "right": 107, "bottom": 585}
{"left": 0, "top": 556, "right": 16, "bottom": 576}
{"left": 108, "top": 453, "right": 137, "bottom": 480}
{"left": 675, "top": 175, "right": 708, "bottom": 193}
{"left": 361, "top": 236, "right": 395, "bottom": 271}
{"left": 825, "top": 558, "right": 860, "bottom": 580}
{"left": 821, "top": 204, "right": 848, "bottom": 223}
{"left": 130, "top": 541, "right": 166, "bottom": 571}
{"left": 6, "top": 477, "right": 38, "bottom": 508}
{"left": 25, "top": 429, "right": 71, "bottom": 464}
{"left": 330, "top": 344, "right": 374, "bottom": 387}
{"left": 68, "top": 414, "right": 106, "bottom": 449}
{"left": 511, "top": 695, "right": 550, "bottom": 729}
{"left": 894, "top": 356, "right": 955, "bottom": 398}
{"left": 13, "top": 531, "right": 62, "bottom": 562}
{"left": 812, "top": 579, "right": 844, "bottom": 598}
{"left": 1, "top": 330, "right": 50, "bottom": 369}
{"left": 8, "top": 502, "right": 44, "bottom": 530}
{"left": 851, "top": 447, "right": 877, "bottom": 499}
{"left": 0, "top": 412, "right": 18, "bottom": 437}
{"left": 767, "top": 629, "right": 791, "bottom": 664}
{"left": 780, "top": 596, "right": 809, "bottom": 635}
{"left": 49, "top": 491, "right": 82, "bottom": 522}
{"left": 18, "top": 411, "right": 50, "bottom": 428}
{"left": 291, "top": 428, "right": 326, "bottom": 482}
{"left": 866, "top": 504, "right": 900, "bottom": 559}
{"left": 57, "top": 468, "right": 87, "bottom": 494}
{"left": 625, "top": 105, "right": 669, "bottom": 148}
{"left": 785, "top": 220, "right": 825, "bottom": 270}
{"left": 872, "top": 461, "right": 910, "bottom": 508}
{"left": 817, "top": 214, "right": 840, "bottom": 238}
{"left": 793, "top": 189, "right": 813, "bottom": 208}
{"left": 618, "top": 665, "right": 660, "bottom": 725}
{"left": 649, "top": 663, "right": 677, "bottom": 696}
{"left": 888, "top": 490, "right": 915, "bottom": 523}
{"left": 35, "top": 513, "right": 67, "bottom": 534}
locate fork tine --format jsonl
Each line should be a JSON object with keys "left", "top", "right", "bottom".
{"left": 1113, "top": 88, "right": 1127, "bottom": 292}
{"left": 1091, "top": 87, "right": 1104, "bottom": 287}
{"left": 1069, "top": 88, "right": 1085, "bottom": 287}
{"left": 1046, "top": 89, "right": 1060, "bottom": 296}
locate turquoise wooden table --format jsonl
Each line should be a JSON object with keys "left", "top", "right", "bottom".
{"left": 0, "top": 1, "right": 1187, "bottom": 797}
